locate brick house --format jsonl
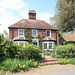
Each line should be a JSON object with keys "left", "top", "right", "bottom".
{"left": 8, "top": 10, "right": 59, "bottom": 51}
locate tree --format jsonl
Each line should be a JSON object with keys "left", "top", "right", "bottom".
{"left": 51, "top": 0, "right": 75, "bottom": 32}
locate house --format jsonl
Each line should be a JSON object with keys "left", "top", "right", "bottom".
{"left": 8, "top": 10, "right": 59, "bottom": 51}
{"left": 59, "top": 33, "right": 75, "bottom": 44}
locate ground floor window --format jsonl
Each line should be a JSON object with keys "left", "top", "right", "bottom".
{"left": 44, "top": 43, "right": 47, "bottom": 49}
{"left": 43, "top": 41, "right": 55, "bottom": 51}
{"left": 49, "top": 43, "right": 52, "bottom": 49}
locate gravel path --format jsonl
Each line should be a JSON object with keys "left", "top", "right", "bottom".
{"left": 4, "top": 64, "right": 75, "bottom": 75}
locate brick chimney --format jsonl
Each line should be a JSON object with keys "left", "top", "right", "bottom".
{"left": 28, "top": 10, "right": 36, "bottom": 20}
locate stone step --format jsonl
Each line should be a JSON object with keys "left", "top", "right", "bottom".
{"left": 43, "top": 61, "right": 58, "bottom": 65}
{"left": 44, "top": 59, "right": 58, "bottom": 62}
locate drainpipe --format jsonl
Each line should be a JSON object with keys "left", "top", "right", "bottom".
{"left": 56, "top": 31, "right": 57, "bottom": 44}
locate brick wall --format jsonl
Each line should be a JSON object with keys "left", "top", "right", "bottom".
{"left": 9, "top": 28, "right": 18, "bottom": 39}
{"left": 9, "top": 29, "right": 12, "bottom": 39}
{"left": 13, "top": 29, "right": 18, "bottom": 38}
{"left": 38, "top": 29, "right": 46, "bottom": 39}
{"left": 9, "top": 28, "right": 59, "bottom": 45}
{"left": 51, "top": 30, "right": 56, "bottom": 40}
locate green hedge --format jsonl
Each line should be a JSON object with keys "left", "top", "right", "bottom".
{"left": 63, "top": 41, "right": 75, "bottom": 45}
{"left": 16, "top": 43, "right": 43, "bottom": 60}
{"left": 0, "top": 41, "right": 43, "bottom": 61}
{"left": 56, "top": 45, "right": 75, "bottom": 58}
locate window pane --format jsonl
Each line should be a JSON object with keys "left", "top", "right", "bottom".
{"left": 19, "top": 29, "right": 24, "bottom": 36}
{"left": 44, "top": 43, "right": 47, "bottom": 49}
{"left": 33, "top": 40, "right": 37, "bottom": 46}
{"left": 47, "top": 31, "right": 50, "bottom": 36}
{"left": 32, "top": 29, "right": 37, "bottom": 37}
{"left": 19, "top": 33, "right": 23, "bottom": 36}
{"left": 19, "top": 29, "right": 23, "bottom": 32}
{"left": 49, "top": 43, "right": 52, "bottom": 49}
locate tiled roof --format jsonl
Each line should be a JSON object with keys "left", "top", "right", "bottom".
{"left": 9, "top": 19, "right": 57, "bottom": 30}
{"left": 43, "top": 37, "right": 55, "bottom": 41}
{"left": 62, "top": 33, "right": 75, "bottom": 41}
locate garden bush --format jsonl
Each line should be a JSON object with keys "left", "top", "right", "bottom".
{"left": 0, "top": 39, "right": 43, "bottom": 61}
{"left": 56, "top": 45, "right": 75, "bottom": 58}
{"left": 0, "top": 58, "right": 38, "bottom": 72}
{"left": 63, "top": 41, "right": 75, "bottom": 45}
{"left": 16, "top": 43, "right": 43, "bottom": 60}
{"left": 69, "top": 58, "right": 75, "bottom": 64}
{"left": 58, "top": 59, "right": 67, "bottom": 64}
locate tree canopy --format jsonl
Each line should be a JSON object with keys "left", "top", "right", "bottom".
{"left": 50, "top": 0, "right": 75, "bottom": 32}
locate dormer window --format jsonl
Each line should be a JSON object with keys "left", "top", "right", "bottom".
{"left": 32, "top": 29, "right": 38, "bottom": 37}
{"left": 18, "top": 29, "right": 24, "bottom": 37}
{"left": 46, "top": 30, "right": 51, "bottom": 37}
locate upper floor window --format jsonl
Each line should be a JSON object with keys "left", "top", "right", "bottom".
{"left": 46, "top": 30, "right": 51, "bottom": 37}
{"left": 18, "top": 29, "right": 24, "bottom": 37}
{"left": 32, "top": 29, "right": 38, "bottom": 37}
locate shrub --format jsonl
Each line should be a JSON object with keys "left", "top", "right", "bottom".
{"left": 63, "top": 41, "right": 75, "bottom": 45}
{"left": 69, "top": 58, "right": 75, "bottom": 64}
{"left": 38, "top": 62, "right": 45, "bottom": 66}
{"left": 1, "top": 70, "right": 5, "bottom": 75}
{"left": 58, "top": 59, "right": 67, "bottom": 64}
{"left": 44, "top": 52, "right": 50, "bottom": 55}
{"left": 0, "top": 58, "right": 38, "bottom": 72}
{"left": 17, "top": 43, "right": 43, "bottom": 60}
{"left": 56, "top": 45, "right": 75, "bottom": 58}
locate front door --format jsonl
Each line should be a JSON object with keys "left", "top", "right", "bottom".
{"left": 32, "top": 39, "right": 39, "bottom": 46}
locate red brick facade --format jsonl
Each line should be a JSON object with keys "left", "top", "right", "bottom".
{"left": 9, "top": 29, "right": 18, "bottom": 39}
{"left": 9, "top": 28, "right": 59, "bottom": 45}
{"left": 9, "top": 29, "right": 12, "bottom": 39}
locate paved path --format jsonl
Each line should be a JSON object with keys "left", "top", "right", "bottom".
{"left": 5, "top": 64, "right": 75, "bottom": 75}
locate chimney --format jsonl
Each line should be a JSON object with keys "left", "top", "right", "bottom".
{"left": 28, "top": 10, "right": 36, "bottom": 20}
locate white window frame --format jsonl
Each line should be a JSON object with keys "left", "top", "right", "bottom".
{"left": 32, "top": 29, "right": 38, "bottom": 37}
{"left": 46, "top": 30, "right": 51, "bottom": 37}
{"left": 32, "top": 38, "right": 39, "bottom": 46}
{"left": 42, "top": 41, "right": 55, "bottom": 51}
{"left": 18, "top": 29, "right": 24, "bottom": 37}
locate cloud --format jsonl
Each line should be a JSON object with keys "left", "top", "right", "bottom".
{"left": 0, "top": 0, "right": 28, "bottom": 34}
{"left": 37, "top": 12, "right": 51, "bottom": 23}
{"left": 0, "top": 0, "right": 53, "bottom": 35}
{"left": 0, "top": 0, "right": 26, "bottom": 10}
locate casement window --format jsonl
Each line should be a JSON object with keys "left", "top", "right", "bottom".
{"left": 43, "top": 43, "right": 47, "bottom": 49}
{"left": 46, "top": 30, "right": 51, "bottom": 37}
{"left": 43, "top": 41, "right": 55, "bottom": 51}
{"left": 49, "top": 43, "right": 52, "bottom": 49}
{"left": 18, "top": 29, "right": 24, "bottom": 37}
{"left": 32, "top": 29, "right": 38, "bottom": 37}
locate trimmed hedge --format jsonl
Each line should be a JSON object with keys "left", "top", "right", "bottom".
{"left": 56, "top": 45, "right": 75, "bottom": 58}
{"left": 63, "top": 41, "right": 75, "bottom": 45}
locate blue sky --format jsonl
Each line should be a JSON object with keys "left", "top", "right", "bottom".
{"left": 0, "top": 0, "right": 57, "bottom": 34}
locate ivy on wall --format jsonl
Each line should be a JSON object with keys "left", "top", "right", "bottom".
{"left": 24, "top": 29, "right": 46, "bottom": 49}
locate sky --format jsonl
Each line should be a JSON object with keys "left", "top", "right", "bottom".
{"left": 0, "top": 0, "right": 57, "bottom": 34}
